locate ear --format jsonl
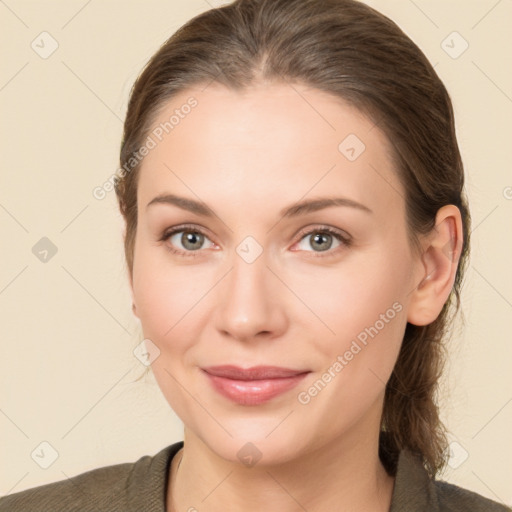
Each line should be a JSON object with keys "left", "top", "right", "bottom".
{"left": 123, "top": 224, "right": 139, "bottom": 320}
{"left": 407, "top": 205, "right": 464, "bottom": 326}
{"left": 130, "top": 273, "right": 139, "bottom": 319}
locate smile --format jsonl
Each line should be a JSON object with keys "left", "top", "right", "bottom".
{"left": 202, "top": 365, "right": 311, "bottom": 405}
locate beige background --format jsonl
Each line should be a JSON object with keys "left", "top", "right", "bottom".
{"left": 0, "top": 0, "right": 511, "bottom": 505}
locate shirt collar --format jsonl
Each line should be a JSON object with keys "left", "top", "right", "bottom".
{"left": 127, "top": 437, "right": 437, "bottom": 512}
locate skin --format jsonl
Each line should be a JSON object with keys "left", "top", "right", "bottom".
{"left": 129, "top": 81, "right": 463, "bottom": 512}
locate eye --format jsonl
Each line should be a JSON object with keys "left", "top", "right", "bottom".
{"left": 160, "top": 224, "right": 351, "bottom": 258}
{"left": 160, "top": 224, "right": 216, "bottom": 257}
{"left": 293, "top": 226, "right": 351, "bottom": 256}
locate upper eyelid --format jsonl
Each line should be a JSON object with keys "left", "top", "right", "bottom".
{"left": 162, "top": 224, "right": 350, "bottom": 249}
{"left": 162, "top": 224, "right": 215, "bottom": 242}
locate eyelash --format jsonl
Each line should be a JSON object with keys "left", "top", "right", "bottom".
{"left": 159, "top": 223, "right": 352, "bottom": 259}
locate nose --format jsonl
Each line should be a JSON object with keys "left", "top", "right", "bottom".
{"left": 214, "top": 244, "right": 288, "bottom": 343}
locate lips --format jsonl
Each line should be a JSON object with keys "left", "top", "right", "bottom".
{"left": 203, "top": 365, "right": 309, "bottom": 380}
{"left": 202, "top": 365, "right": 310, "bottom": 405}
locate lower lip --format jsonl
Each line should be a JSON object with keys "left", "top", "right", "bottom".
{"left": 204, "top": 371, "right": 309, "bottom": 405}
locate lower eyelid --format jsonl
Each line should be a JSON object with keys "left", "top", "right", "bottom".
{"left": 162, "top": 227, "right": 350, "bottom": 256}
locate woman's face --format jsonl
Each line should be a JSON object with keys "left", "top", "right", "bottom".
{"left": 131, "top": 82, "right": 423, "bottom": 465}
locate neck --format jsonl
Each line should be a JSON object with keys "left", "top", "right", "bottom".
{"left": 168, "top": 423, "right": 395, "bottom": 512}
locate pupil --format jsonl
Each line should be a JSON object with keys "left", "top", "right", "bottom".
{"left": 312, "top": 233, "right": 331, "bottom": 251}
{"left": 183, "top": 232, "right": 202, "bottom": 250}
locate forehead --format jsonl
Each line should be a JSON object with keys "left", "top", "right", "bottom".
{"left": 137, "top": 82, "right": 403, "bottom": 220}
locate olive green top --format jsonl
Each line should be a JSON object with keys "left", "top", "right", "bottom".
{"left": 0, "top": 439, "right": 509, "bottom": 511}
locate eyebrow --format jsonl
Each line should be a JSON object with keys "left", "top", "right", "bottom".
{"left": 146, "top": 193, "right": 373, "bottom": 217}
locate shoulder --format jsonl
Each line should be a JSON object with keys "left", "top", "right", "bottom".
{"left": 0, "top": 462, "right": 134, "bottom": 512}
{"left": 390, "top": 448, "right": 510, "bottom": 512}
{"left": 434, "top": 479, "right": 511, "bottom": 512}
{"left": 0, "top": 442, "right": 183, "bottom": 512}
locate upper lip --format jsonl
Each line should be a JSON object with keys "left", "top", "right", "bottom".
{"left": 202, "top": 365, "right": 310, "bottom": 380}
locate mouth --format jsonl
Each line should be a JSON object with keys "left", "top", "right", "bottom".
{"left": 202, "top": 365, "right": 311, "bottom": 406}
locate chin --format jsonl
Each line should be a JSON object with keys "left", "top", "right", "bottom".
{"left": 187, "top": 417, "right": 315, "bottom": 469}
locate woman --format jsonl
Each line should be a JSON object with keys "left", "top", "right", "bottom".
{"left": 1, "top": 0, "right": 508, "bottom": 510}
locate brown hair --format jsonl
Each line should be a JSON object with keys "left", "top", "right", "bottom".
{"left": 114, "top": 0, "right": 470, "bottom": 477}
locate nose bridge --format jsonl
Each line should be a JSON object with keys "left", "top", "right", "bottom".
{"left": 232, "top": 240, "right": 267, "bottom": 298}
{"left": 214, "top": 236, "right": 285, "bottom": 340}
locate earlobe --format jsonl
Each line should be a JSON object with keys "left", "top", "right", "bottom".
{"left": 128, "top": 270, "right": 139, "bottom": 319}
{"left": 407, "top": 205, "right": 463, "bottom": 326}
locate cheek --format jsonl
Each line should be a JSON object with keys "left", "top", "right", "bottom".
{"left": 290, "top": 248, "right": 410, "bottom": 345}
{"left": 292, "top": 259, "right": 407, "bottom": 432}
{"left": 314, "top": 248, "right": 409, "bottom": 397}
{"left": 133, "top": 260, "right": 208, "bottom": 413}
{"left": 132, "top": 243, "right": 207, "bottom": 342}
